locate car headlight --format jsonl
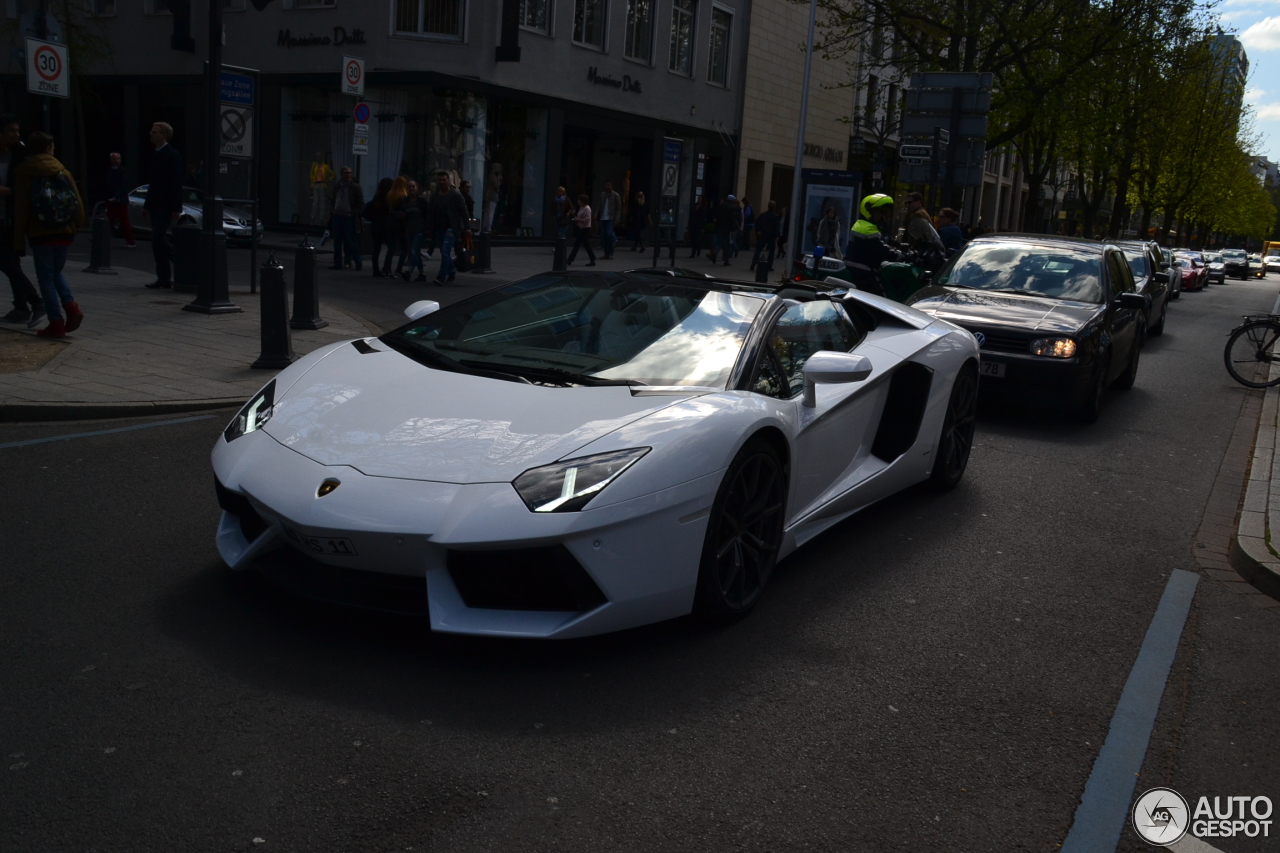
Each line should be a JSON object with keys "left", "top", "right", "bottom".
{"left": 224, "top": 380, "right": 276, "bottom": 442}
{"left": 512, "top": 448, "right": 650, "bottom": 512}
{"left": 1030, "top": 338, "right": 1077, "bottom": 358}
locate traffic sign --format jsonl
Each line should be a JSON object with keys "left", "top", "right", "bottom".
{"left": 899, "top": 144, "right": 934, "bottom": 160}
{"left": 25, "top": 38, "right": 68, "bottom": 99}
{"left": 902, "top": 114, "right": 987, "bottom": 138}
{"left": 352, "top": 102, "right": 371, "bottom": 124}
{"left": 352, "top": 123, "right": 369, "bottom": 156}
{"left": 354, "top": 123, "right": 369, "bottom": 136}
{"left": 219, "top": 105, "right": 253, "bottom": 159}
{"left": 905, "top": 88, "right": 991, "bottom": 114}
{"left": 343, "top": 56, "right": 365, "bottom": 96}
{"left": 221, "top": 71, "right": 254, "bottom": 106}
{"left": 908, "top": 72, "right": 993, "bottom": 90}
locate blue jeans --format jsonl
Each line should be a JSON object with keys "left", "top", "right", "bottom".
{"left": 434, "top": 229, "right": 456, "bottom": 279}
{"left": 599, "top": 219, "right": 617, "bottom": 255}
{"left": 400, "top": 232, "right": 426, "bottom": 274}
{"left": 32, "top": 244, "right": 73, "bottom": 321}
{"left": 331, "top": 215, "right": 361, "bottom": 269}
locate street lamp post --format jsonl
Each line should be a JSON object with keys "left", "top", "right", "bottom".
{"left": 787, "top": 0, "right": 818, "bottom": 269}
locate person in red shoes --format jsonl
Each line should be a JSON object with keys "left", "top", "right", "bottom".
{"left": 12, "top": 132, "right": 84, "bottom": 338}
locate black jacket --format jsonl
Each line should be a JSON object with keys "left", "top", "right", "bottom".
{"left": 145, "top": 144, "right": 185, "bottom": 214}
{"left": 106, "top": 165, "right": 130, "bottom": 204}
{"left": 754, "top": 210, "right": 780, "bottom": 241}
{"left": 2, "top": 140, "right": 30, "bottom": 241}
{"left": 428, "top": 188, "right": 468, "bottom": 235}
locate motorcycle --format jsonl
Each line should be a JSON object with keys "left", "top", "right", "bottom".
{"left": 790, "top": 245, "right": 943, "bottom": 304}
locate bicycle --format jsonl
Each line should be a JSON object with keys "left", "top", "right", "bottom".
{"left": 1224, "top": 314, "right": 1280, "bottom": 387}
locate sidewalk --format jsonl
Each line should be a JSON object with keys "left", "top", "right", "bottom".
{"left": 0, "top": 258, "right": 375, "bottom": 421}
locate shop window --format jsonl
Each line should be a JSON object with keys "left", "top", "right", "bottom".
{"left": 573, "top": 0, "right": 605, "bottom": 49}
{"left": 668, "top": 0, "right": 695, "bottom": 76}
{"left": 706, "top": 5, "right": 730, "bottom": 86}
{"left": 624, "top": 0, "right": 654, "bottom": 63}
{"left": 394, "top": 0, "right": 462, "bottom": 37}
{"left": 521, "top": 0, "right": 549, "bottom": 34}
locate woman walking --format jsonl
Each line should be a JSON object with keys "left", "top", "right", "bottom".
{"left": 364, "top": 177, "right": 393, "bottom": 277}
{"left": 398, "top": 180, "right": 428, "bottom": 281}
{"left": 566, "top": 194, "right": 596, "bottom": 266}
{"left": 628, "top": 192, "right": 649, "bottom": 251}
{"left": 13, "top": 132, "right": 84, "bottom": 338}
{"left": 381, "top": 176, "right": 408, "bottom": 277}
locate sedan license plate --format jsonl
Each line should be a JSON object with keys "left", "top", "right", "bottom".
{"left": 980, "top": 360, "right": 1006, "bottom": 378}
{"left": 284, "top": 525, "right": 359, "bottom": 557}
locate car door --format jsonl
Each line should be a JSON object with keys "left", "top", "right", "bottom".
{"left": 748, "top": 299, "right": 890, "bottom": 524}
{"left": 1104, "top": 250, "right": 1141, "bottom": 378}
{"left": 128, "top": 186, "right": 149, "bottom": 235}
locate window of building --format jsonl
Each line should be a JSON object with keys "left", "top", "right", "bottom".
{"left": 394, "top": 0, "right": 463, "bottom": 38}
{"left": 521, "top": 0, "right": 549, "bottom": 33}
{"left": 707, "top": 6, "right": 730, "bottom": 85}
{"left": 625, "top": 0, "right": 654, "bottom": 62}
{"left": 669, "top": 0, "right": 695, "bottom": 75}
{"left": 574, "top": 0, "right": 606, "bottom": 48}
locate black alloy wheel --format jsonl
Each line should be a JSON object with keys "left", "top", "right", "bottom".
{"left": 1114, "top": 326, "right": 1144, "bottom": 390}
{"left": 695, "top": 438, "right": 787, "bottom": 620}
{"left": 931, "top": 364, "right": 978, "bottom": 490}
{"left": 1079, "top": 353, "right": 1110, "bottom": 424}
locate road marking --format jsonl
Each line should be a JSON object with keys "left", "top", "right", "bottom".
{"left": 1060, "top": 569, "right": 1200, "bottom": 853}
{"left": 1167, "top": 834, "right": 1227, "bottom": 853}
{"left": 0, "top": 415, "right": 214, "bottom": 449}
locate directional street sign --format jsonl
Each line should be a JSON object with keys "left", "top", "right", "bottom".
{"left": 902, "top": 113, "right": 988, "bottom": 139}
{"left": 902, "top": 138, "right": 985, "bottom": 166}
{"left": 25, "top": 38, "right": 69, "bottom": 99}
{"left": 901, "top": 157, "right": 927, "bottom": 166}
{"left": 905, "top": 88, "right": 991, "bottom": 114}
{"left": 899, "top": 144, "right": 934, "bottom": 160}
{"left": 219, "top": 105, "right": 253, "bottom": 159}
{"left": 343, "top": 56, "right": 365, "bottom": 96}
{"left": 908, "top": 71, "right": 993, "bottom": 90}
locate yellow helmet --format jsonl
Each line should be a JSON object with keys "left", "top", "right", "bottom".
{"left": 860, "top": 193, "right": 894, "bottom": 219}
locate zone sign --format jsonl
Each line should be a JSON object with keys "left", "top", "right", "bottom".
{"left": 25, "top": 38, "right": 69, "bottom": 99}
{"left": 342, "top": 55, "right": 365, "bottom": 96}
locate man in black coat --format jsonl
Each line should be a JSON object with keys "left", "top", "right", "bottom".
{"left": 750, "top": 200, "right": 781, "bottom": 272}
{"left": 426, "top": 172, "right": 469, "bottom": 284}
{"left": 144, "top": 121, "right": 184, "bottom": 289}
{"left": 0, "top": 114, "right": 43, "bottom": 325}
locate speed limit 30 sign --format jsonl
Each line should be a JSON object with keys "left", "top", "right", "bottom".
{"left": 25, "top": 38, "right": 69, "bottom": 99}
{"left": 342, "top": 55, "right": 365, "bottom": 96}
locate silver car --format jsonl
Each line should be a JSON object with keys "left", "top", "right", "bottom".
{"left": 125, "top": 185, "right": 262, "bottom": 243}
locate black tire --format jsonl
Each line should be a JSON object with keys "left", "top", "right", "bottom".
{"left": 931, "top": 363, "right": 977, "bottom": 490}
{"left": 1114, "top": 326, "right": 1143, "bottom": 390}
{"left": 1078, "top": 354, "right": 1109, "bottom": 424}
{"left": 1170, "top": 279, "right": 1181, "bottom": 300}
{"left": 1224, "top": 319, "right": 1280, "bottom": 388}
{"left": 694, "top": 438, "right": 788, "bottom": 621}
{"left": 1150, "top": 298, "right": 1166, "bottom": 336}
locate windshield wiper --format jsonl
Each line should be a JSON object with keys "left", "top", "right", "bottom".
{"left": 459, "top": 360, "right": 642, "bottom": 387}
{"left": 381, "top": 338, "right": 531, "bottom": 384}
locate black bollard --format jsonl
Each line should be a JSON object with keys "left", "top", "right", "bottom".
{"left": 290, "top": 236, "right": 328, "bottom": 330}
{"left": 754, "top": 259, "right": 770, "bottom": 283}
{"left": 83, "top": 204, "right": 117, "bottom": 275}
{"left": 474, "top": 231, "right": 495, "bottom": 274}
{"left": 252, "top": 254, "right": 296, "bottom": 370}
{"left": 552, "top": 236, "right": 567, "bottom": 271}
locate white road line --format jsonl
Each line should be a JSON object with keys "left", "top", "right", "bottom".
{"left": 0, "top": 415, "right": 214, "bottom": 449}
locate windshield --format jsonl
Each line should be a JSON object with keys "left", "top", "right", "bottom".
{"left": 383, "top": 276, "right": 765, "bottom": 388}
{"left": 1179, "top": 259, "right": 1193, "bottom": 269}
{"left": 1222, "top": 250, "right": 1245, "bottom": 259}
{"left": 1123, "top": 251, "right": 1148, "bottom": 278}
{"left": 936, "top": 241, "right": 1104, "bottom": 302}
{"left": 1206, "top": 254, "right": 1223, "bottom": 263}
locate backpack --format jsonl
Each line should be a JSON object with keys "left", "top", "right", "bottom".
{"left": 31, "top": 171, "right": 79, "bottom": 227}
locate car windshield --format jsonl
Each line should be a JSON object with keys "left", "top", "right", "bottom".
{"left": 1206, "top": 254, "right": 1224, "bottom": 263}
{"left": 935, "top": 241, "right": 1104, "bottom": 302}
{"left": 1179, "top": 259, "right": 1193, "bottom": 268}
{"left": 382, "top": 275, "right": 765, "bottom": 388}
{"left": 1123, "top": 251, "right": 1148, "bottom": 278}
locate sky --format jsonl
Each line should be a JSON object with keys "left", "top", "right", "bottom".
{"left": 1232, "top": 1, "right": 1280, "bottom": 161}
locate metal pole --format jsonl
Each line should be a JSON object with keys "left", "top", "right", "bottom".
{"left": 36, "top": 0, "right": 50, "bottom": 132}
{"left": 204, "top": 0, "right": 222, "bottom": 249}
{"left": 788, "top": 0, "right": 818, "bottom": 261}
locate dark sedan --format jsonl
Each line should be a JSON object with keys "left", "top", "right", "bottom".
{"left": 1221, "top": 249, "right": 1250, "bottom": 279}
{"left": 1117, "top": 240, "right": 1170, "bottom": 336}
{"left": 907, "top": 235, "right": 1148, "bottom": 422}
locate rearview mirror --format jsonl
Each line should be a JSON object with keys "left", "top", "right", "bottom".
{"left": 404, "top": 300, "right": 440, "bottom": 321}
{"left": 1115, "top": 292, "right": 1147, "bottom": 311}
{"left": 1153, "top": 270, "right": 1169, "bottom": 283}
{"left": 802, "top": 351, "right": 873, "bottom": 407}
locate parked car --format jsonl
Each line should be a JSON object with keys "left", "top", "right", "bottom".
{"left": 1117, "top": 240, "right": 1170, "bottom": 335}
{"left": 1204, "top": 252, "right": 1226, "bottom": 284}
{"left": 124, "top": 185, "right": 262, "bottom": 243}
{"left": 1175, "top": 256, "right": 1208, "bottom": 292}
{"left": 907, "top": 235, "right": 1147, "bottom": 422}
{"left": 1263, "top": 256, "right": 1280, "bottom": 275}
{"left": 1221, "top": 249, "right": 1250, "bottom": 279}
{"left": 1252, "top": 254, "right": 1267, "bottom": 278}
{"left": 211, "top": 270, "right": 981, "bottom": 636}
{"left": 1160, "top": 248, "right": 1182, "bottom": 300}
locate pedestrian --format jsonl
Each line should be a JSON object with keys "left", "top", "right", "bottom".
{"left": 751, "top": 200, "right": 780, "bottom": 271}
{"left": 0, "top": 114, "right": 44, "bottom": 327}
{"left": 143, "top": 121, "right": 184, "bottom": 290}
{"left": 566, "top": 194, "right": 596, "bottom": 266}
{"left": 740, "top": 196, "right": 755, "bottom": 252}
{"left": 903, "top": 192, "right": 944, "bottom": 254}
{"left": 398, "top": 180, "right": 428, "bottom": 281}
{"left": 688, "top": 196, "right": 709, "bottom": 258}
{"left": 364, "top": 177, "right": 393, "bottom": 277}
{"left": 937, "top": 207, "right": 964, "bottom": 254}
{"left": 552, "top": 186, "right": 574, "bottom": 240}
{"left": 382, "top": 176, "right": 409, "bottom": 277}
{"left": 711, "top": 194, "right": 740, "bottom": 266}
{"left": 459, "top": 179, "right": 476, "bottom": 223}
{"left": 105, "top": 152, "right": 137, "bottom": 248}
{"left": 816, "top": 206, "right": 845, "bottom": 259}
{"left": 628, "top": 191, "right": 649, "bottom": 251}
{"left": 598, "top": 181, "right": 621, "bottom": 259}
{"left": 308, "top": 152, "right": 333, "bottom": 227}
{"left": 777, "top": 206, "right": 789, "bottom": 258}
{"left": 326, "top": 166, "right": 364, "bottom": 272}
{"left": 13, "top": 131, "right": 85, "bottom": 338}
{"left": 426, "top": 171, "right": 469, "bottom": 284}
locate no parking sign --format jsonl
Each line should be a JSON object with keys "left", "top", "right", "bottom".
{"left": 25, "top": 38, "right": 69, "bottom": 99}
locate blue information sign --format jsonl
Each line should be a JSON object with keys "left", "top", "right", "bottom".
{"left": 221, "top": 72, "right": 254, "bottom": 106}
{"left": 663, "top": 139, "right": 682, "bottom": 163}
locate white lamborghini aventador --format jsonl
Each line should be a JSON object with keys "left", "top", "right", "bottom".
{"left": 211, "top": 270, "right": 980, "bottom": 638}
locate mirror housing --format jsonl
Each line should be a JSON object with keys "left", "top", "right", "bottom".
{"left": 1153, "top": 270, "right": 1169, "bottom": 283}
{"left": 404, "top": 300, "right": 441, "bottom": 321}
{"left": 1115, "top": 292, "right": 1147, "bottom": 311}
{"left": 802, "top": 351, "right": 873, "bottom": 407}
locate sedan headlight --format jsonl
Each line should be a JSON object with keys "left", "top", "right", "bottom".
{"left": 1030, "top": 338, "right": 1077, "bottom": 358}
{"left": 513, "top": 448, "right": 650, "bottom": 513}
{"left": 224, "top": 380, "right": 276, "bottom": 442}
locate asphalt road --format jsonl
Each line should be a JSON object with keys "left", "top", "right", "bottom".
{"left": 3, "top": 275, "right": 1279, "bottom": 851}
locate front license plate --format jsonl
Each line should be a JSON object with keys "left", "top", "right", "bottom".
{"left": 284, "top": 526, "right": 359, "bottom": 557}
{"left": 980, "top": 361, "right": 1006, "bottom": 378}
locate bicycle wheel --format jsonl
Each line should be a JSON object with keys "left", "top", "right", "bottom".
{"left": 1224, "top": 319, "right": 1280, "bottom": 388}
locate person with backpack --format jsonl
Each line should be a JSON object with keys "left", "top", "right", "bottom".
{"left": 13, "top": 132, "right": 84, "bottom": 338}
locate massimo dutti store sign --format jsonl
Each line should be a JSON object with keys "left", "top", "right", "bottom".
{"left": 277, "top": 27, "right": 368, "bottom": 48}
{"left": 587, "top": 66, "right": 642, "bottom": 94}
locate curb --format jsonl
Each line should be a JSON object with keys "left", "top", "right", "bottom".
{"left": 0, "top": 398, "right": 244, "bottom": 423}
{"left": 1232, "top": 366, "right": 1280, "bottom": 601}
